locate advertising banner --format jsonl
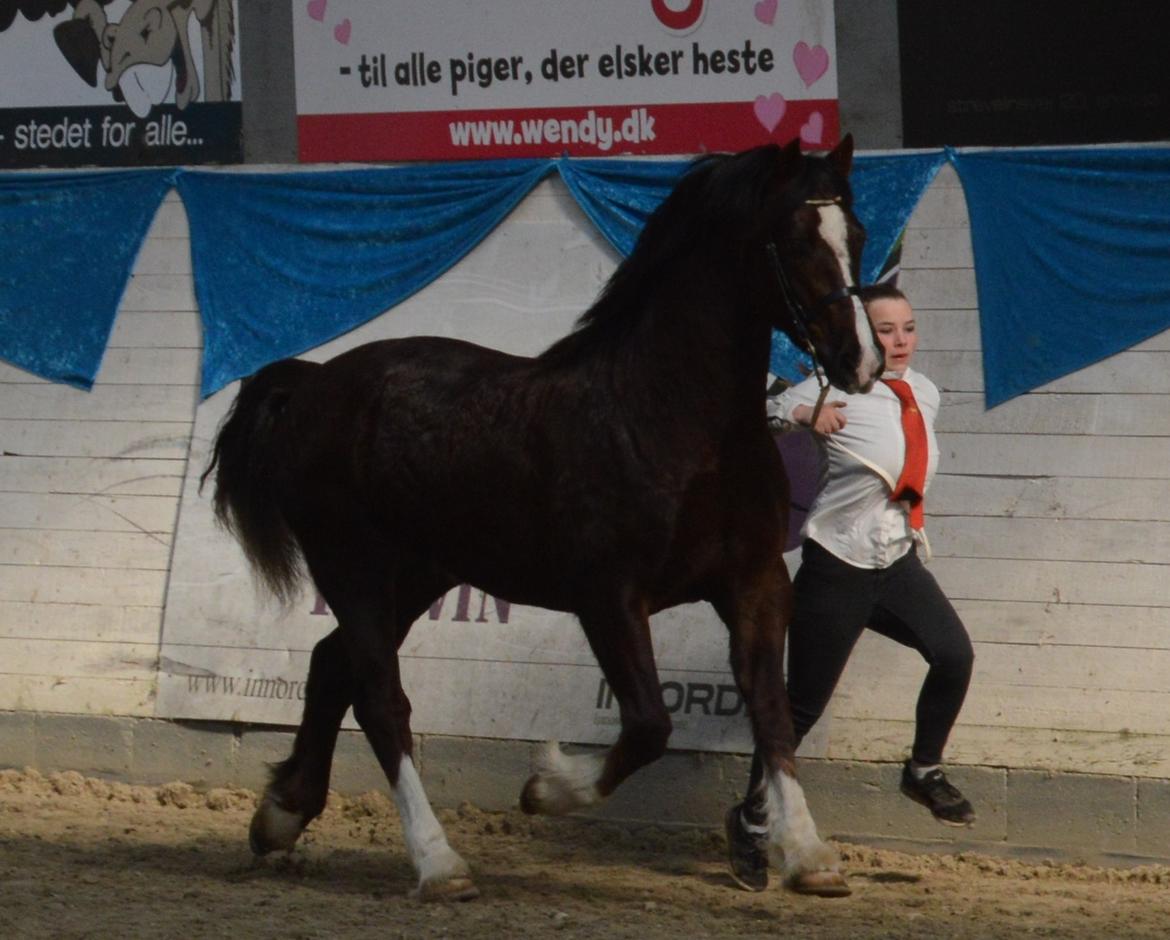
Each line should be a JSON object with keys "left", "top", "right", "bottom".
{"left": 0, "top": 0, "right": 243, "bottom": 168}
{"left": 293, "top": 0, "right": 839, "bottom": 161}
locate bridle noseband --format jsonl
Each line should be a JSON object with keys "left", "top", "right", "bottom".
{"left": 765, "top": 196, "right": 868, "bottom": 428}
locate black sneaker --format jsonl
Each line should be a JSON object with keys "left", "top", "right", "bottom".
{"left": 724, "top": 804, "right": 769, "bottom": 892}
{"left": 900, "top": 761, "right": 976, "bottom": 827}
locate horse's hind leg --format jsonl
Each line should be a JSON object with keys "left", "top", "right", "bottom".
{"left": 717, "top": 581, "right": 847, "bottom": 896}
{"left": 343, "top": 604, "right": 476, "bottom": 901}
{"left": 250, "top": 535, "right": 471, "bottom": 899}
{"left": 521, "top": 596, "right": 672, "bottom": 814}
{"left": 250, "top": 626, "right": 351, "bottom": 854}
{"left": 306, "top": 541, "right": 473, "bottom": 899}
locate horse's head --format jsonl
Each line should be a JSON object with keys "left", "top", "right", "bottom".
{"left": 565, "top": 136, "right": 882, "bottom": 393}
{"left": 755, "top": 135, "right": 884, "bottom": 393}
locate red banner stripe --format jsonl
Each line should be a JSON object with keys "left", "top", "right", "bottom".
{"left": 298, "top": 100, "right": 839, "bottom": 162}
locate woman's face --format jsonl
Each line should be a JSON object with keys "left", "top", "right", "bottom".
{"left": 868, "top": 297, "right": 917, "bottom": 374}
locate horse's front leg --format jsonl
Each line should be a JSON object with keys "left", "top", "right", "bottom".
{"left": 520, "top": 597, "right": 672, "bottom": 814}
{"left": 716, "top": 579, "right": 848, "bottom": 896}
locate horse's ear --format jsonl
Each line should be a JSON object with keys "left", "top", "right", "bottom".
{"left": 774, "top": 136, "right": 804, "bottom": 180}
{"left": 827, "top": 133, "right": 854, "bottom": 177}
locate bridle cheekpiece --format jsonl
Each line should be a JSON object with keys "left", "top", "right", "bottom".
{"left": 765, "top": 195, "right": 868, "bottom": 427}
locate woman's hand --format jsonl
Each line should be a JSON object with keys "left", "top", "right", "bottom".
{"left": 793, "top": 401, "right": 847, "bottom": 435}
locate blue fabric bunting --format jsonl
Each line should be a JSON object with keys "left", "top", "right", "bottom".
{"left": 854, "top": 151, "right": 947, "bottom": 285}
{"left": 7, "top": 147, "right": 1166, "bottom": 407}
{"left": 177, "top": 159, "right": 551, "bottom": 396}
{"left": 954, "top": 148, "right": 1170, "bottom": 407}
{"left": 556, "top": 157, "right": 687, "bottom": 257}
{"left": 950, "top": 146, "right": 1170, "bottom": 406}
{"left": 0, "top": 169, "right": 172, "bottom": 389}
{"left": 0, "top": 154, "right": 943, "bottom": 396}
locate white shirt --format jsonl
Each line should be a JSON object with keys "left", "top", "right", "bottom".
{"left": 768, "top": 368, "right": 940, "bottom": 569}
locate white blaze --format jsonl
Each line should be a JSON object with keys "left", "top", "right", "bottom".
{"left": 816, "top": 204, "right": 882, "bottom": 387}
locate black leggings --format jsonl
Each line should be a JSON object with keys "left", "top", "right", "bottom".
{"left": 743, "top": 539, "right": 974, "bottom": 816}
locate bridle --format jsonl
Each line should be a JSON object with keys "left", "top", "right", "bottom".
{"left": 765, "top": 196, "right": 867, "bottom": 429}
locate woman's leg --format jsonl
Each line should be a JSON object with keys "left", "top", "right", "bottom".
{"left": 867, "top": 549, "right": 976, "bottom": 826}
{"left": 868, "top": 550, "right": 974, "bottom": 766}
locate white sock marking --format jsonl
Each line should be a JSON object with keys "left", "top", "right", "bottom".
{"left": 392, "top": 756, "right": 469, "bottom": 886}
{"left": 528, "top": 740, "right": 605, "bottom": 814}
{"left": 764, "top": 770, "right": 840, "bottom": 880}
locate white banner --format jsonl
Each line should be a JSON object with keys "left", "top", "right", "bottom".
{"left": 292, "top": 0, "right": 838, "bottom": 160}
{"left": 0, "top": 0, "right": 243, "bottom": 167}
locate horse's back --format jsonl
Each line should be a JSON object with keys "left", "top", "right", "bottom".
{"left": 320, "top": 335, "right": 526, "bottom": 394}
{"left": 266, "top": 334, "right": 784, "bottom": 611}
{"left": 287, "top": 336, "right": 530, "bottom": 455}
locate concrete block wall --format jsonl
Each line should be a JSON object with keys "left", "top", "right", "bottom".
{"left": 5, "top": 712, "right": 1168, "bottom": 868}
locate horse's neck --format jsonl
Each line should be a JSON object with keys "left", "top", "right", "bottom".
{"left": 608, "top": 292, "right": 774, "bottom": 429}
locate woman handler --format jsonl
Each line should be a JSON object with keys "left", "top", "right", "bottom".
{"left": 726, "top": 284, "right": 976, "bottom": 893}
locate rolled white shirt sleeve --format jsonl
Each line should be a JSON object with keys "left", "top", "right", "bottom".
{"left": 767, "top": 374, "right": 829, "bottom": 425}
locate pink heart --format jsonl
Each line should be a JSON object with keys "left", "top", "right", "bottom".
{"left": 306, "top": 0, "right": 326, "bottom": 22}
{"left": 793, "top": 41, "right": 829, "bottom": 87}
{"left": 800, "top": 112, "right": 825, "bottom": 146}
{"left": 753, "top": 93, "right": 787, "bottom": 134}
{"left": 754, "top": 0, "right": 778, "bottom": 26}
{"left": 333, "top": 18, "right": 351, "bottom": 44}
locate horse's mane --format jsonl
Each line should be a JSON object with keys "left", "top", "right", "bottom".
{"left": 542, "top": 144, "right": 827, "bottom": 363}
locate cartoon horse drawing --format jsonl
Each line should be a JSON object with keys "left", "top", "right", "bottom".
{"left": 53, "top": 0, "right": 236, "bottom": 118}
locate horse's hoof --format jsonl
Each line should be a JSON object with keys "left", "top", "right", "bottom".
{"left": 412, "top": 876, "right": 481, "bottom": 903}
{"left": 788, "top": 870, "right": 852, "bottom": 898}
{"left": 519, "top": 775, "right": 543, "bottom": 815}
{"left": 248, "top": 798, "right": 303, "bottom": 855}
{"left": 518, "top": 743, "right": 604, "bottom": 815}
{"left": 519, "top": 773, "right": 581, "bottom": 816}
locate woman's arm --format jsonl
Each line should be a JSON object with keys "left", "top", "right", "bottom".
{"left": 793, "top": 400, "right": 848, "bottom": 434}
{"left": 769, "top": 376, "right": 848, "bottom": 434}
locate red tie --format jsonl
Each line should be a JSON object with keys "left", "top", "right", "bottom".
{"left": 882, "top": 378, "right": 927, "bottom": 530}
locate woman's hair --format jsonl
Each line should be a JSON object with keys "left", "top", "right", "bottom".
{"left": 858, "top": 282, "right": 908, "bottom": 306}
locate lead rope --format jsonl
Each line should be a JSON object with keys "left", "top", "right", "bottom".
{"left": 807, "top": 381, "right": 832, "bottom": 431}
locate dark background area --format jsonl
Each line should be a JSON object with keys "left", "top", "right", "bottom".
{"left": 898, "top": 0, "right": 1170, "bottom": 147}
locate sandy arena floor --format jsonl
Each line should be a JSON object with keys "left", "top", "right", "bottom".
{"left": 2, "top": 768, "right": 1170, "bottom": 938}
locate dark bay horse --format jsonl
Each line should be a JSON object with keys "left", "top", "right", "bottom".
{"left": 204, "top": 135, "right": 883, "bottom": 900}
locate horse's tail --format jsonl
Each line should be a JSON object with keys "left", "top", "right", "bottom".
{"left": 200, "top": 358, "right": 321, "bottom": 604}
